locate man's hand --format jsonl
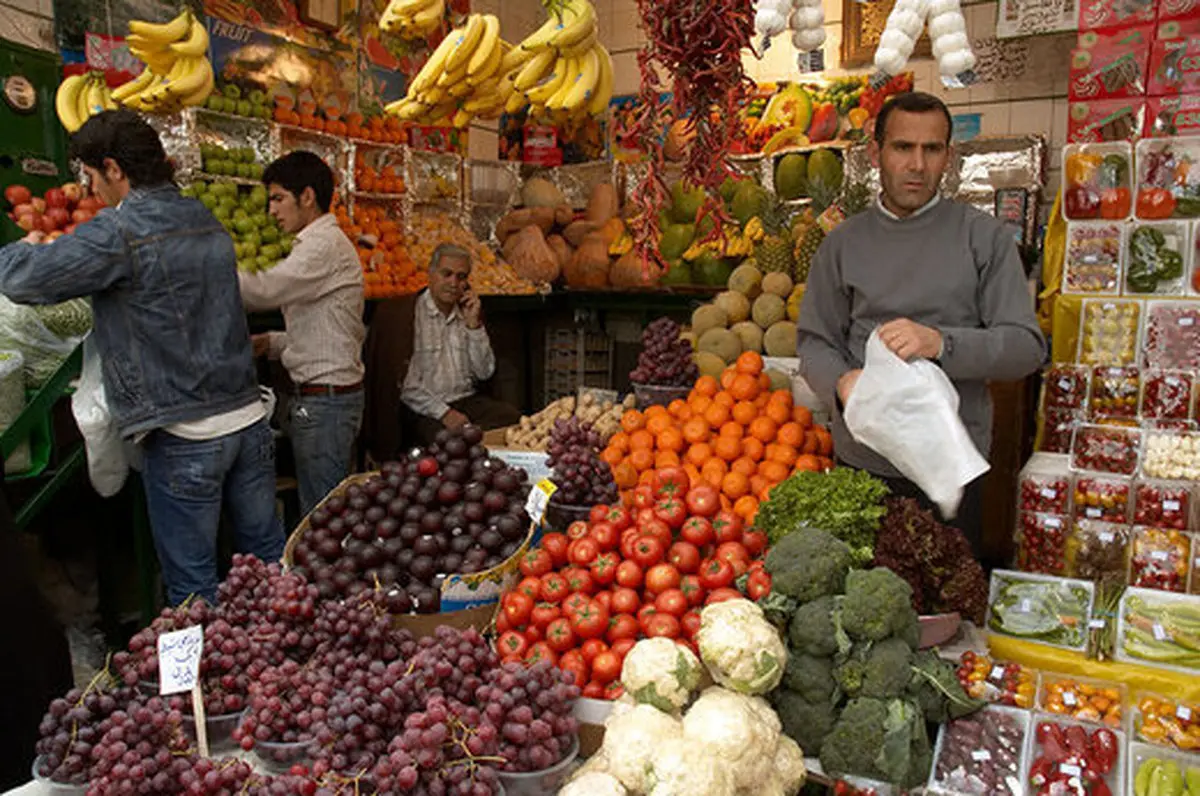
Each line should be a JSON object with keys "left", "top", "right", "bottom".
{"left": 441, "top": 408, "right": 469, "bottom": 430}
{"left": 21, "top": 231, "right": 47, "bottom": 245}
{"left": 460, "top": 289, "right": 483, "bottom": 330}
{"left": 837, "top": 369, "right": 862, "bottom": 405}
{"left": 251, "top": 333, "right": 271, "bottom": 358}
{"left": 878, "top": 318, "right": 943, "bottom": 361}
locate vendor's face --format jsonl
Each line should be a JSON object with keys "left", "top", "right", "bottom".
{"left": 875, "top": 109, "right": 950, "bottom": 216}
{"left": 267, "top": 184, "right": 309, "bottom": 234}
{"left": 428, "top": 254, "right": 471, "bottom": 309}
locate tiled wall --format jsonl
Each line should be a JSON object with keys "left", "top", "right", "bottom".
{"left": 0, "top": 0, "right": 56, "bottom": 51}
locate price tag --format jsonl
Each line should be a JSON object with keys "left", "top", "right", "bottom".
{"left": 524, "top": 479, "right": 558, "bottom": 525}
{"left": 1086, "top": 507, "right": 1102, "bottom": 518}
{"left": 1163, "top": 500, "right": 1181, "bottom": 511}
{"left": 1098, "top": 532, "right": 1115, "bottom": 544}
{"left": 1063, "top": 690, "right": 1078, "bottom": 707}
{"left": 1178, "top": 706, "right": 1193, "bottom": 722}
{"left": 1153, "top": 623, "right": 1168, "bottom": 641}
{"left": 1019, "top": 598, "right": 1033, "bottom": 613}
{"left": 971, "top": 750, "right": 992, "bottom": 762}
{"left": 1041, "top": 488, "right": 1058, "bottom": 500}
{"left": 1089, "top": 618, "right": 1107, "bottom": 629}
{"left": 1046, "top": 517, "right": 1063, "bottom": 528}
{"left": 158, "top": 625, "right": 203, "bottom": 696}
{"left": 1057, "top": 379, "right": 1072, "bottom": 392}
{"left": 1060, "top": 764, "right": 1083, "bottom": 777}
{"left": 990, "top": 665, "right": 1006, "bottom": 682}
{"left": 1151, "top": 550, "right": 1170, "bottom": 561}
{"left": 1180, "top": 317, "right": 1196, "bottom": 327}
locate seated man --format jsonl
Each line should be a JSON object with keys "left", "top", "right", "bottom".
{"left": 401, "top": 244, "right": 519, "bottom": 445}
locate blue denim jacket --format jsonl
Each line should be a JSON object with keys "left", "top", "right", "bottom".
{"left": 0, "top": 185, "right": 259, "bottom": 437}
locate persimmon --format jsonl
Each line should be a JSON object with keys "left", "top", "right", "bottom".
{"left": 735, "top": 351, "right": 763, "bottom": 375}
{"left": 621, "top": 410, "right": 646, "bottom": 433}
{"left": 718, "top": 421, "right": 744, "bottom": 439}
{"left": 682, "top": 417, "right": 710, "bottom": 445}
{"left": 703, "top": 402, "right": 730, "bottom": 428}
{"left": 657, "top": 426, "right": 684, "bottom": 453}
{"left": 629, "top": 429, "right": 655, "bottom": 451}
{"left": 777, "top": 422, "right": 804, "bottom": 448}
{"left": 731, "top": 400, "right": 757, "bottom": 426}
{"left": 730, "top": 373, "right": 759, "bottom": 402}
{"left": 655, "top": 450, "right": 681, "bottom": 468}
{"left": 685, "top": 443, "right": 712, "bottom": 467}
{"left": 742, "top": 437, "right": 765, "bottom": 462}
{"left": 731, "top": 457, "right": 758, "bottom": 477}
{"left": 794, "top": 454, "right": 823, "bottom": 472}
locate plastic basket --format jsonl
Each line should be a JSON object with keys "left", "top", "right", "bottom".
{"left": 495, "top": 736, "right": 579, "bottom": 796}
{"left": 632, "top": 382, "right": 690, "bottom": 409}
{"left": 31, "top": 756, "right": 88, "bottom": 794}
{"left": 253, "top": 737, "right": 313, "bottom": 773}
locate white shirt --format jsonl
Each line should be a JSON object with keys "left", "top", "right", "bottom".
{"left": 401, "top": 290, "right": 495, "bottom": 420}
{"left": 876, "top": 192, "right": 941, "bottom": 221}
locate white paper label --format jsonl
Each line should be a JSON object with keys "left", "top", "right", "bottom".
{"left": 1180, "top": 317, "right": 1195, "bottom": 327}
{"left": 1041, "top": 488, "right": 1058, "bottom": 499}
{"left": 1154, "top": 623, "right": 1168, "bottom": 641}
{"left": 1060, "top": 764, "right": 1083, "bottom": 777}
{"left": 1163, "top": 500, "right": 1181, "bottom": 511}
{"left": 1098, "top": 532, "right": 1115, "bottom": 543}
{"left": 1063, "top": 691, "right": 1078, "bottom": 707}
{"left": 1058, "top": 379, "right": 1073, "bottom": 392}
{"left": 1177, "top": 706, "right": 1193, "bottom": 722}
{"left": 524, "top": 479, "right": 558, "bottom": 525}
{"left": 157, "top": 625, "right": 203, "bottom": 696}
{"left": 1151, "top": 550, "right": 1170, "bottom": 561}
{"left": 1019, "top": 598, "right": 1033, "bottom": 613}
{"left": 1086, "top": 507, "right": 1102, "bottom": 518}
{"left": 1046, "top": 517, "right": 1063, "bottom": 528}
{"left": 971, "top": 750, "right": 992, "bottom": 762}
{"left": 1089, "top": 618, "right": 1107, "bottom": 629}
{"left": 990, "top": 665, "right": 1006, "bottom": 682}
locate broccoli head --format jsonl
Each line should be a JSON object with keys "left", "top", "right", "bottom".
{"left": 765, "top": 529, "right": 852, "bottom": 603}
{"left": 782, "top": 653, "right": 836, "bottom": 703}
{"left": 772, "top": 688, "right": 838, "bottom": 755}
{"left": 861, "top": 637, "right": 915, "bottom": 699}
{"left": 841, "top": 568, "right": 920, "bottom": 643}
{"left": 787, "top": 595, "right": 848, "bottom": 658}
{"left": 906, "top": 649, "right": 986, "bottom": 724}
{"left": 820, "top": 697, "right": 931, "bottom": 787}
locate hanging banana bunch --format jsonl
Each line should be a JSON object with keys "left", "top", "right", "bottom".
{"left": 506, "top": 0, "right": 612, "bottom": 123}
{"left": 111, "top": 9, "right": 215, "bottom": 115}
{"left": 55, "top": 71, "right": 118, "bottom": 133}
{"left": 379, "top": 0, "right": 445, "bottom": 38}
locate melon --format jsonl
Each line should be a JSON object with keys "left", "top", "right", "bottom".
{"left": 730, "top": 183, "right": 769, "bottom": 226}
{"left": 731, "top": 321, "right": 764, "bottom": 353}
{"left": 693, "top": 251, "right": 732, "bottom": 287}
{"left": 787, "top": 285, "right": 805, "bottom": 321}
{"left": 764, "top": 320, "right": 798, "bottom": 357}
{"left": 698, "top": 328, "right": 742, "bottom": 364}
{"left": 659, "top": 223, "right": 696, "bottom": 261}
{"left": 692, "top": 304, "right": 729, "bottom": 337}
{"left": 714, "top": 291, "right": 751, "bottom": 324}
{"left": 774, "top": 153, "right": 808, "bottom": 200}
{"left": 765, "top": 368, "right": 791, "bottom": 391}
{"left": 670, "top": 181, "right": 706, "bottom": 224}
{"left": 694, "top": 351, "right": 727, "bottom": 380}
{"left": 761, "top": 84, "right": 814, "bottom": 131}
{"left": 660, "top": 260, "right": 693, "bottom": 286}
{"left": 521, "top": 177, "right": 565, "bottom": 208}
{"left": 762, "top": 271, "right": 794, "bottom": 298}
{"left": 807, "top": 149, "right": 844, "bottom": 193}
{"left": 753, "top": 294, "right": 787, "bottom": 329}
{"left": 728, "top": 263, "right": 763, "bottom": 298}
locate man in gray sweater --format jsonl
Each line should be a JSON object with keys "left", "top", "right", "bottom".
{"left": 797, "top": 92, "right": 1046, "bottom": 555}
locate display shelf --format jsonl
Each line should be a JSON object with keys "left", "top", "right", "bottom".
{"left": 192, "top": 106, "right": 271, "bottom": 127}
{"left": 351, "top": 190, "right": 406, "bottom": 200}
{"left": 190, "top": 172, "right": 263, "bottom": 186}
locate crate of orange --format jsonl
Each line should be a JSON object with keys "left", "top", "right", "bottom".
{"left": 601, "top": 352, "right": 834, "bottom": 525}
{"left": 334, "top": 199, "right": 424, "bottom": 299}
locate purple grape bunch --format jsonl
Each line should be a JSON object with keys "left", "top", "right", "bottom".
{"left": 629, "top": 316, "right": 698, "bottom": 387}
{"left": 545, "top": 416, "right": 618, "bottom": 507}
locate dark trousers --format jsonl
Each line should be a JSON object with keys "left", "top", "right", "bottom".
{"left": 878, "top": 472, "right": 986, "bottom": 561}
{"left": 404, "top": 394, "right": 521, "bottom": 448}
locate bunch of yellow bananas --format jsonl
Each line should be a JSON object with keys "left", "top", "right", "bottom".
{"left": 379, "top": 0, "right": 444, "bottom": 38}
{"left": 112, "top": 10, "right": 214, "bottom": 114}
{"left": 55, "top": 72, "right": 116, "bottom": 133}
{"left": 506, "top": 0, "right": 612, "bottom": 122}
{"left": 384, "top": 13, "right": 515, "bottom": 128}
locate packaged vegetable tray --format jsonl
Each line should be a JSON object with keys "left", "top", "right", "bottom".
{"left": 1131, "top": 693, "right": 1200, "bottom": 751}
{"left": 1070, "top": 423, "right": 1143, "bottom": 476}
{"left": 1019, "top": 454, "right": 1074, "bottom": 515}
{"left": 1036, "top": 672, "right": 1125, "bottom": 728}
{"left": 955, "top": 651, "right": 1037, "bottom": 708}
{"left": 1017, "top": 513, "right": 1073, "bottom": 575}
{"left": 1140, "top": 370, "right": 1195, "bottom": 421}
{"left": 1063, "top": 145, "right": 1134, "bottom": 222}
{"left": 987, "top": 570, "right": 1096, "bottom": 652}
{"left": 1087, "top": 366, "right": 1141, "bottom": 420}
{"left": 1044, "top": 366, "right": 1092, "bottom": 413}
{"left": 1129, "top": 527, "right": 1193, "bottom": 592}
{"left": 927, "top": 704, "right": 1030, "bottom": 796}
{"left": 1127, "top": 741, "right": 1200, "bottom": 796}
{"left": 1078, "top": 298, "right": 1143, "bottom": 366}
{"left": 1117, "top": 587, "right": 1200, "bottom": 674}
{"left": 1141, "top": 429, "right": 1200, "bottom": 480}
{"left": 1132, "top": 480, "right": 1195, "bottom": 530}
{"left": 1041, "top": 409, "right": 1084, "bottom": 455}
{"left": 1022, "top": 713, "right": 1125, "bottom": 796}
{"left": 1067, "top": 520, "right": 1132, "bottom": 582}
{"left": 1065, "top": 222, "right": 1126, "bottom": 293}
{"left": 1141, "top": 301, "right": 1200, "bottom": 371}
{"left": 1135, "top": 136, "right": 1200, "bottom": 220}
{"left": 1072, "top": 475, "right": 1131, "bottom": 523}
{"left": 1126, "top": 221, "right": 1189, "bottom": 295}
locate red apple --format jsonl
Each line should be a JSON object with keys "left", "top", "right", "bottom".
{"left": 37, "top": 215, "right": 58, "bottom": 234}
{"left": 44, "top": 188, "right": 68, "bottom": 209}
{"left": 15, "top": 213, "right": 40, "bottom": 232}
{"left": 30, "top": 197, "right": 45, "bottom": 213}
{"left": 12, "top": 202, "right": 34, "bottom": 219}
{"left": 46, "top": 207, "right": 70, "bottom": 228}
{"left": 71, "top": 209, "right": 94, "bottom": 224}
{"left": 4, "top": 185, "right": 31, "bottom": 208}
{"left": 60, "top": 183, "right": 82, "bottom": 204}
{"left": 64, "top": 224, "right": 77, "bottom": 235}
{"left": 77, "top": 196, "right": 103, "bottom": 213}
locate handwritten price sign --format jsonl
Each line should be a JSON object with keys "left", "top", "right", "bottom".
{"left": 157, "top": 625, "right": 203, "bottom": 696}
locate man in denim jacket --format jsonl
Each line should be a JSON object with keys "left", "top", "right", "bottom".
{"left": 0, "top": 110, "right": 283, "bottom": 605}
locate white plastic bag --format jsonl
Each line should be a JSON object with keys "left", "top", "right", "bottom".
{"left": 0, "top": 350, "right": 30, "bottom": 474}
{"left": 71, "top": 337, "right": 129, "bottom": 497}
{"left": 0, "top": 295, "right": 82, "bottom": 387}
{"left": 843, "top": 330, "right": 989, "bottom": 518}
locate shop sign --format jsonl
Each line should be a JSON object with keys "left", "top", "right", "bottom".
{"left": 996, "top": 0, "right": 1078, "bottom": 39}
{"left": 523, "top": 125, "right": 563, "bottom": 167}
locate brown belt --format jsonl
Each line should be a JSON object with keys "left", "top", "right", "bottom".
{"left": 296, "top": 381, "right": 363, "bottom": 396}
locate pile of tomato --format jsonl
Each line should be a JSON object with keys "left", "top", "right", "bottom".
{"left": 494, "top": 468, "right": 771, "bottom": 699}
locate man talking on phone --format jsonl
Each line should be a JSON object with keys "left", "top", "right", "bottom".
{"left": 400, "top": 244, "right": 518, "bottom": 445}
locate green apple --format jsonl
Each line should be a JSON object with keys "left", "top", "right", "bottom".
{"left": 199, "top": 194, "right": 218, "bottom": 210}
{"left": 222, "top": 84, "right": 241, "bottom": 100}
{"left": 235, "top": 163, "right": 250, "bottom": 178}
{"left": 212, "top": 204, "right": 232, "bottom": 221}
{"left": 260, "top": 243, "right": 282, "bottom": 261}
{"left": 248, "top": 89, "right": 266, "bottom": 104}
{"left": 249, "top": 185, "right": 267, "bottom": 204}
{"left": 248, "top": 164, "right": 264, "bottom": 179}
{"left": 260, "top": 225, "right": 279, "bottom": 244}
{"left": 234, "top": 218, "right": 255, "bottom": 236}
{"left": 257, "top": 106, "right": 271, "bottom": 121}
{"left": 244, "top": 229, "right": 262, "bottom": 246}
{"left": 251, "top": 212, "right": 268, "bottom": 228}
{"left": 256, "top": 254, "right": 273, "bottom": 269}
{"left": 205, "top": 95, "right": 223, "bottom": 111}
{"left": 281, "top": 235, "right": 295, "bottom": 254}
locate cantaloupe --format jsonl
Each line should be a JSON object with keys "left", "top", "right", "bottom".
{"left": 764, "top": 320, "right": 798, "bottom": 357}
{"left": 691, "top": 304, "right": 729, "bottom": 338}
{"left": 762, "top": 271, "right": 794, "bottom": 298}
{"left": 714, "top": 291, "right": 751, "bottom": 324}
{"left": 698, "top": 328, "right": 742, "bottom": 364}
{"left": 728, "top": 263, "right": 763, "bottom": 298}
{"left": 731, "top": 321, "right": 763, "bottom": 353}
{"left": 521, "top": 177, "right": 565, "bottom": 208}
{"left": 694, "top": 351, "right": 726, "bottom": 379}
{"left": 765, "top": 368, "right": 791, "bottom": 391}
{"left": 752, "top": 294, "right": 786, "bottom": 329}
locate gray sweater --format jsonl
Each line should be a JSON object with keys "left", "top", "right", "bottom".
{"left": 797, "top": 198, "right": 1046, "bottom": 478}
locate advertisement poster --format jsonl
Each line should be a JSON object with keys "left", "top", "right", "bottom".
{"left": 498, "top": 109, "right": 605, "bottom": 165}
{"left": 608, "top": 92, "right": 675, "bottom": 162}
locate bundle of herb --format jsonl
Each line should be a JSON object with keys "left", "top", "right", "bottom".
{"left": 753, "top": 468, "right": 888, "bottom": 565}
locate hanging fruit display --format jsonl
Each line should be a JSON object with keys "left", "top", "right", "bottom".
{"left": 111, "top": 11, "right": 216, "bottom": 115}
{"left": 872, "top": 0, "right": 977, "bottom": 86}
{"left": 379, "top": 0, "right": 446, "bottom": 38}
{"left": 54, "top": 72, "right": 116, "bottom": 134}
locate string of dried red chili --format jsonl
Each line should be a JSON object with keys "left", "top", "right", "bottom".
{"left": 628, "top": 0, "right": 756, "bottom": 271}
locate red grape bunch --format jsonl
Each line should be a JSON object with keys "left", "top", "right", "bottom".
{"left": 546, "top": 417, "right": 618, "bottom": 507}
{"left": 35, "top": 672, "right": 136, "bottom": 786}
{"left": 85, "top": 695, "right": 194, "bottom": 794}
{"left": 629, "top": 316, "right": 698, "bottom": 387}
{"left": 480, "top": 659, "right": 580, "bottom": 773}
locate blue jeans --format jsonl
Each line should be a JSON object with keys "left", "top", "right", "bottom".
{"left": 288, "top": 390, "right": 364, "bottom": 516}
{"left": 141, "top": 418, "right": 284, "bottom": 605}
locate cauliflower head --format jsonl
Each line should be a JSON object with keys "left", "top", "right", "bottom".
{"left": 681, "top": 687, "right": 781, "bottom": 789}
{"left": 602, "top": 703, "right": 683, "bottom": 792}
{"left": 621, "top": 638, "right": 703, "bottom": 712}
{"left": 646, "top": 737, "right": 736, "bottom": 796}
{"left": 558, "top": 772, "right": 627, "bottom": 796}
{"left": 773, "top": 734, "right": 808, "bottom": 795}
{"left": 697, "top": 599, "right": 788, "bottom": 695}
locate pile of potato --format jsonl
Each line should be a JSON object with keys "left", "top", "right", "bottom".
{"left": 504, "top": 391, "right": 635, "bottom": 451}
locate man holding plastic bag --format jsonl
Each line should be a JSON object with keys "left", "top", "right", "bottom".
{"left": 797, "top": 92, "right": 1045, "bottom": 556}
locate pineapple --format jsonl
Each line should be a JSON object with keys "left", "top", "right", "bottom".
{"left": 754, "top": 196, "right": 796, "bottom": 275}
{"left": 790, "top": 179, "right": 873, "bottom": 283}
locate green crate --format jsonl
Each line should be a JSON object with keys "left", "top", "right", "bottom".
{"left": 5, "top": 406, "right": 52, "bottom": 480}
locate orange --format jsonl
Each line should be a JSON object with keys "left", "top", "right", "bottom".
{"left": 758, "top": 460, "right": 790, "bottom": 483}
{"left": 748, "top": 416, "right": 778, "bottom": 443}
{"left": 655, "top": 449, "right": 681, "bottom": 468}
{"left": 768, "top": 443, "right": 798, "bottom": 467}
{"left": 613, "top": 460, "right": 638, "bottom": 488}
{"left": 733, "top": 495, "right": 759, "bottom": 521}
{"left": 629, "top": 429, "right": 655, "bottom": 451}
{"left": 703, "top": 402, "right": 731, "bottom": 428}
{"left": 689, "top": 395, "right": 713, "bottom": 416}
{"left": 701, "top": 458, "right": 728, "bottom": 488}
{"left": 792, "top": 405, "right": 813, "bottom": 428}
{"left": 730, "top": 373, "right": 760, "bottom": 402}
{"left": 721, "top": 470, "right": 751, "bottom": 499}
{"left": 735, "top": 351, "right": 764, "bottom": 375}
{"left": 814, "top": 427, "right": 834, "bottom": 456}
{"left": 694, "top": 374, "right": 719, "bottom": 397}
{"left": 765, "top": 400, "right": 791, "bottom": 426}
{"left": 657, "top": 426, "right": 684, "bottom": 453}
{"left": 600, "top": 447, "right": 623, "bottom": 467}
{"left": 713, "top": 391, "right": 735, "bottom": 408}
{"left": 682, "top": 417, "right": 711, "bottom": 445}
{"left": 731, "top": 400, "right": 758, "bottom": 426}
{"left": 713, "top": 435, "right": 742, "bottom": 462}
{"left": 720, "top": 368, "right": 737, "bottom": 390}
{"left": 777, "top": 422, "right": 804, "bottom": 448}
{"left": 801, "top": 431, "right": 821, "bottom": 455}
{"left": 645, "top": 404, "right": 669, "bottom": 418}
{"left": 794, "top": 454, "right": 823, "bottom": 472}
{"left": 731, "top": 456, "right": 758, "bottom": 477}
{"left": 668, "top": 399, "right": 689, "bottom": 417}
{"left": 621, "top": 410, "right": 646, "bottom": 433}
{"left": 629, "top": 448, "right": 655, "bottom": 472}
{"left": 686, "top": 442, "right": 713, "bottom": 467}
{"left": 646, "top": 413, "right": 674, "bottom": 436}
{"left": 749, "top": 474, "right": 770, "bottom": 497}
{"left": 638, "top": 469, "right": 657, "bottom": 487}
{"left": 719, "top": 421, "right": 744, "bottom": 439}
{"left": 742, "top": 436, "right": 765, "bottom": 462}
{"left": 758, "top": 373, "right": 772, "bottom": 391}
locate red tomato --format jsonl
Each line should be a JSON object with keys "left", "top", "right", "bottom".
{"left": 610, "top": 638, "right": 636, "bottom": 659}
{"left": 566, "top": 520, "right": 590, "bottom": 541}
{"left": 495, "top": 610, "right": 511, "bottom": 634}
{"left": 630, "top": 537, "right": 666, "bottom": 568}
{"left": 620, "top": 528, "right": 640, "bottom": 560}
{"left": 558, "top": 653, "right": 588, "bottom": 687}
{"left": 604, "top": 682, "right": 626, "bottom": 700}
{"left": 653, "top": 497, "right": 688, "bottom": 529}
{"left": 698, "top": 558, "right": 735, "bottom": 590}
{"left": 604, "top": 505, "right": 632, "bottom": 531}
{"left": 591, "top": 651, "right": 622, "bottom": 684}
{"left": 652, "top": 466, "right": 691, "bottom": 499}
{"left": 679, "top": 574, "right": 705, "bottom": 607}
{"left": 519, "top": 549, "right": 553, "bottom": 578}
{"left": 712, "top": 510, "right": 744, "bottom": 544}
{"left": 570, "top": 601, "right": 610, "bottom": 640}
{"left": 589, "top": 521, "right": 619, "bottom": 551}
{"left": 515, "top": 577, "right": 542, "bottom": 600}
{"left": 644, "top": 563, "right": 682, "bottom": 596}
{"left": 654, "top": 588, "right": 689, "bottom": 617}
{"left": 524, "top": 625, "right": 543, "bottom": 644}
{"left": 667, "top": 541, "right": 701, "bottom": 574}
{"left": 680, "top": 610, "right": 702, "bottom": 638}
{"left": 562, "top": 592, "right": 591, "bottom": 617}
{"left": 680, "top": 517, "right": 715, "bottom": 547}
{"left": 496, "top": 630, "right": 528, "bottom": 658}
{"left": 590, "top": 552, "right": 620, "bottom": 586}
{"left": 644, "top": 614, "right": 681, "bottom": 639}
{"left": 568, "top": 537, "right": 600, "bottom": 566}
{"left": 589, "top": 505, "right": 610, "bottom": 524}
{"left": 742, "top": 530, "right": 768, "bottom": 557}
{"left": 582, "top": 682, "right": 605, "bottom": 699}
{"left": 500, "top": 653, "right": 522, "bottom": 666}
{"left": 606, "top": 613, "right": 640, "bottom": 643}
{"left": 580, "top": 638, "right": 609, "bottom": 663}
{"left": 539, "top": 573, "right": 569, "bottom": 603}
{"left": 705, "top": 587, "right": 743, "bottom": 605}
{"left": 715, "top": 542, "right": 750, "bottom": 575}
{"left": 540, "top": 533, "right": 570, "bottom": 566}
{"left": 530, "top": 603, "right": 563, "bottom": 629}
{"left": 614, "top": 560, "right": 644, "bottom": 589}
{"left": 544, "top": 617, "right": 576, "bottom": 652}
{"left": 637, "top": 604, "right": 659, "bottom": 631}
{"left": 746, "top": 569, "right": 772, "bottom": 600}
{"left": 611, "top": 587, "right": 641, "bottom": 615}
{"left": 525, "top": 642, "right": 558, "bottom": 666}
{"left": 631, "top": 485, "right": 656, "bottom": 510}
{"left": 638, "top": 520, "right": 672, "bottom": 550}
{"left": 563, "top": 567, "right": 595, "bottom": 595}
{"left": 592, "top": 590, "right": 613, "bottom": 614}
{"left": 502, "top": 592, "right": 534, "bottom": 627}
{"left": 685, "top": 484, "right": 721, "bottom": 517}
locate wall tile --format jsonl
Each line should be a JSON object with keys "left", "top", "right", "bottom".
{"left": 1050, "top": 98, "right": 1070, "bottom": 148}
{"left": 594, "top": 0, "right": 614, "bottom": 49}
{"left": 1008, "top": 98, "right": 1054, "bottom": 137}
{"left": 468, "top": 124, "right": 499, "bottom": 161}
{"left": 974, "top": 102, "right": 1012, "bottom": 135}
{"left": 611, "top": 49, "right": 640, "bottom": 96}
{"left": 968, "top": 2, "right": 998, "bottom": 40}
{"left": 0, "top": 4, "right": 54, "bottom": 50}
{"left": 823, "top": 0, "right": 843, "bottom": 25}
{"left": 0, "top": 0, "right": 39, "bottom": 14}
